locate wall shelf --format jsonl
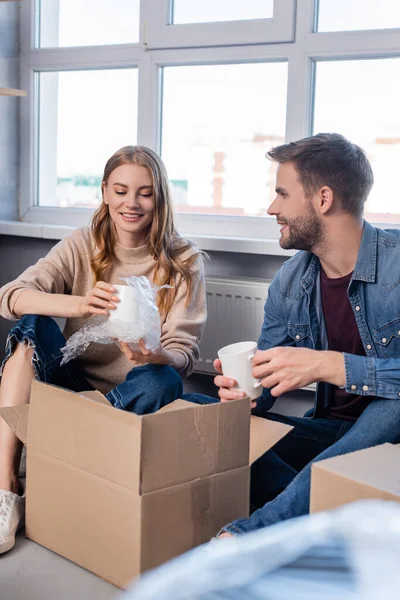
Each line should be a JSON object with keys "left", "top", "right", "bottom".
{"left": 0, "top": 87, "right": 27, "bottom": 97}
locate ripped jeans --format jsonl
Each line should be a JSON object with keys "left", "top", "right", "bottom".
{"left": 2, "top": 314, "right": 184, "bottom": 414}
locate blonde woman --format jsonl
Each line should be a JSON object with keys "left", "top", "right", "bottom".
{"left": 0, "top": 146, "right": 207, "bottom": 553}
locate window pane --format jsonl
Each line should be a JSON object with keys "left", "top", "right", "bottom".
{"left": 162, "top": 63, "right": 287, "bottom": 217}
{"left": 38, "top": 0, "right": 139, "bottom": 48}
{"left": 38, "top": 69, "right": 138, "bottom": 208}
{"left": 172, "top": 0, "right": 273, "bottom": 24}
{"left": 313, "top": 59, "right": 400, "bottom": 223}
{"left": 317, "top": 0, "right": 400, "bottom": 32}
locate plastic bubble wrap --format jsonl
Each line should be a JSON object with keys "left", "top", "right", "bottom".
{"left": 60, "top": 276, "right": 169, "bottom": 364}
{"left": 122, "top": 500, "right": 400, "bottom": 600}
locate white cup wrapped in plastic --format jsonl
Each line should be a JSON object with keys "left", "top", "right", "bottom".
{"left": 60, "top": 276, "right": 170, "bottom": 364}
{"left": 108, "top": 284, "right": 138, "bottom": 326}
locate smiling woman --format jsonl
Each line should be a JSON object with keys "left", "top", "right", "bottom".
{"left": 103, "top": 163, "right": 155, "bottom": 248}
{"left": 90, "top": 146, "right": 200, "bottom": 316}
{"left": 0, "top": 145, "right": 208, "bottom": 554}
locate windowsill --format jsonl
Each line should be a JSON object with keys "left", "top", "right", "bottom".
{"left": 0, "top": 220, "right": 296, "bottom": 257}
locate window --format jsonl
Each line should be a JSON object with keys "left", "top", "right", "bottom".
{"left": 37, "top": 69, "right": 138, "bottom": 208}
{"left": 162, "top": 63, "right": 287, "bottom": 217}
{"left": 143, "top": 0, "right": 295, "bottom": 49}
{"left": 317, "top": 0, "right": 400, "bottom": 32}
{"left": 37, "top": 0, "right": 140, "bottom": 47}
{"left": 314, "top": 58, "right": 400, "bottom": 223}
{"left": 172, "top": 0, "right": 274, "bottom": 24}
{"left": 19, "top": 1, "right": 400, "bottom": 245}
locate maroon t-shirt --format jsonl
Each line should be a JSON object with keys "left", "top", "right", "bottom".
{"left": 320, "top": 269, "right": 373, "bottom": 421}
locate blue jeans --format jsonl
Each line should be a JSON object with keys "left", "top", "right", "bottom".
{"left": 183, "top": 392, "right": 400, "bottom": 534}
{"left": 2, "top": 315, "right": 184, "bottom": 415}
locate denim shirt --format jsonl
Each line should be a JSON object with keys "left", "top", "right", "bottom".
{"left": 256, "top": 221, "right": 400, "bottom": 417}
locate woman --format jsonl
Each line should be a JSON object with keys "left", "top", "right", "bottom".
{"left": 0, "top": 146, "right": 207, "bottom": 553}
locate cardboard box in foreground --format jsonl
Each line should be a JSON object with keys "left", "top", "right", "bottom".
{"left": 310, "top": 443, "right": 400, "bottom": 514}
{"left": 1, "top": 381, "right": 292, "bottom": 588}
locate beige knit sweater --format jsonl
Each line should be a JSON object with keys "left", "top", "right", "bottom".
{"left": 0, "top": 227, "right": 207, "bottom": 393}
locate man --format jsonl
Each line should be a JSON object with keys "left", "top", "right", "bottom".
{"left": 183, "top": 132, "right": 400, "bottom": 535}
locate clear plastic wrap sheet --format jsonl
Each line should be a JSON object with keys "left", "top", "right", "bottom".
{"left": 121, "top": 500, "right": 400, "bottom": 600}
{"left": 61, "top": 276, "right": 168, "bottom": 364}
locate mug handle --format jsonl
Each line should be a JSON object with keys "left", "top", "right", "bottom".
{"left": 248, "top": 352, "right": 262, "bottom": 387}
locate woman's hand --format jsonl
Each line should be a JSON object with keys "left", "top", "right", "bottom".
{"left": 77, "top": 281, "right": 120, "bottom": 318}
{"left": 118, "top": 339, "right": 173, "bottom": 366}
{"left": 118, "top": 339, "right": 186, "bottom": 372}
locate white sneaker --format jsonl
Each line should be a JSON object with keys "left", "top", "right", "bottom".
{"left": 0, "top": 488, "right": 25, "bottom": 554}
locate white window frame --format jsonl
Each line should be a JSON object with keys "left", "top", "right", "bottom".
{"left": 142, "top": 0, "right": 296, "bottom": 49}
{"left": 18, "top": 0, "right": 400, "bottom": 251}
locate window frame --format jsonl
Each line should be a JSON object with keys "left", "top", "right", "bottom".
{"left": 19, "top": 0, "right": 400, "bottom": 248}
{"left": 142, "top": 0, "right": 296, "bottom": 49}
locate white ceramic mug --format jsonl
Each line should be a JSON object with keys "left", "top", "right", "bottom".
{"left": 108, "top": 284, "right": 138, "bottom": 325}
{"left": 217, "top": 341, "right": 262, "bottom": 400}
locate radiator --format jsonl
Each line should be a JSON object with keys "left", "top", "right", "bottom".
{"left": 196, "top": 276, "right": 270, "bottom": 375}
{"left": 196, "top": 276, "right": 316, "bottom": 393}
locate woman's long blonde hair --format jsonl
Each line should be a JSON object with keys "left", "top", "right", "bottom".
{"left": 90, "top": 146, "right": 202, "bottom": 314}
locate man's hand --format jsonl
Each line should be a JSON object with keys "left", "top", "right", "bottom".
{"left": 252, "top": 347, "right": 345, "bottom": 397}
{"left": 213, "top": 359, "right": 257, "bottom": 408}
{"left": 217, "top": 532, "right": 234, "bottom": 540}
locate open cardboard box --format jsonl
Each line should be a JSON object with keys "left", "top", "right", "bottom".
{"left": 310, "top": 443, "right": 400, "bottom": 514}
{"left": 1, "top": 381, "right": 292, "bottom": 588}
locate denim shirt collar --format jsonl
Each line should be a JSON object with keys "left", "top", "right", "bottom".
{"left": 300, "top": 254, "right": 320, "bottom": 293}
{"left": 351, "top": 220, "right": 377, "bottom": 283}
{"left": 300, "top": 220, "right": 377, "bottom": 293}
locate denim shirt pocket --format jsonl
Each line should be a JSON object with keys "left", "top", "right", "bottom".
{"left": 288, "top": 323, "right": 312, "bottom": 348}
{"left": 373, "top": 318, "right": 400, "bottom": 357}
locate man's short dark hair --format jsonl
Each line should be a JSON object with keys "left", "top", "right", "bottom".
{"left": 267, "top": 133, "right": 374, "bottom": 219}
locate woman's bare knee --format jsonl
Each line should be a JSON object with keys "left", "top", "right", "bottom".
{"left": 2, "top": 340, "right": 35, "bottom": 382}
{"left": 10, "top": 340, "right": 34, "bottom": 362}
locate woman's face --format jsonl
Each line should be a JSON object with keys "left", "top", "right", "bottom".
{"left": 103, "top": 163, "right": 155, "bottom": 247}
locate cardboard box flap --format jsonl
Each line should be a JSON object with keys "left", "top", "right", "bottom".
{"left": 313, "top": 443, "right": 400, "bottom": 495}
{"left": 29, "top": 381, "right": 142, "bottom": 492}
{"left": 158, "top": 399, "right": 195, "bottom": 413}
{"left": 140, "top": 398, "right": 250, "bottom": 493}
{"left": 79, "top": 390, "right": 112, "bottom": 407}
{"left": 249, "top": 416, "right": 293, "bottom": 464}
{"left": 310, "top": 443, "right": 400, "bottom": 513}
{"left": 160, "top": 400, "right": 293, "bottom": 462}
{"left": 0, "top": 404, "right": 29, "bottom": 444}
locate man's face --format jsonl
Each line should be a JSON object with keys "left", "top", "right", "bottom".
{"left": 267, "top": 162, "right": 323, "bottom": 251}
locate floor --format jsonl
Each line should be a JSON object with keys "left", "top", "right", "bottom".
{"left": 0, "top": 535, "right": 118, "bottom": 600}
{"left": 0, "top": 374, "right": 312, "bottom": 600}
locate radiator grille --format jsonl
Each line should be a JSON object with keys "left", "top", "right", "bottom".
{"left": 196, "top": 276, "right": 316, "bottom": 393}
{"left": 196, "top": 277, "right": 271, "bottom": 375}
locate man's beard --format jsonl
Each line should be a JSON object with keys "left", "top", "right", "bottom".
{"left": 279, "top": 205, "right": 323, "bottom": 252}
